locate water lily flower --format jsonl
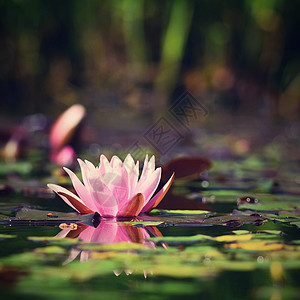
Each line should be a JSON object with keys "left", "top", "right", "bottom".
{"left": 50, "top": 145, "right": 76, "bottom": 167}
{"left": 49, "top": 104, "right": 86, "bottom": 166}
{"left": 48, "top": 154, "right": 174, "bottom": 217}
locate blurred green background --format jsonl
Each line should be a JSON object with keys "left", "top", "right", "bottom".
{"left": 0, "top": 4, "right": 300, "bottom": 299}
{"left": 0, "top": 0, "right": 299, "bottom": 124}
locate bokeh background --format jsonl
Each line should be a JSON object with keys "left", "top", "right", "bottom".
{"left": 0, "top": 0, "right": 299, "bottom": 160}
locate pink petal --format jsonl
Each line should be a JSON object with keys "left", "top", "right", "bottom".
{"left": 98, "top": 166, "right": 129, "bottom": 207}
{"left": 63, "top": 167, "right": 98, "bottom": 212}
{"left": 57, "top": 192, "right": 93, "bottom": 214}
{"left": 138, "top": 155, "right": 156, "bottom": 187}
{"left": 111, "top": 167, "right": 129, "bottom": 204}
{"left": 136, "top": 168, "right": 161, "bottom": 203}
{"left": 99, "top": 154, "right": 110, "bottom": 175}
{"left": 47, "top": 183, "right": 92, "bottom": 214}
{"left": 123, "top": 154, "right": 135, "bottom": 173}
{"left": 77, "top": 159, "right": 92, "bottom": 190}
{"left": 129, "top": 161, "right": 139, "bottom": 199}
{"left": 51, "top": 146, "right": 75, "bottom": 166}
{"left": 124, "top": 154, "right": 139, "bottom": 199}
{"left": 77, "top": 159, "right": 100, "bottom": 208}
{"left": 141, "top": 172, "right": 175, "bottom": 213}
{"left": 85, "top": 160, "right": 100, "bottom": 184}
{"left": 139, "top": 154, "right": 149, "bottom": 183}
{"left": 49, "top": 104, "right": 85, "bottom": 152}
{"left": 84, "top": 159, "right": 96, "bottom": 172}
{"left": 78, "top": 159, "right": 117, "bottom": 216}
{"left": 148, "top": 155, "right": 155, "bottom": 172}
{"left": 110, "top": 155, "right": 123, "bottom": 169}
{"left": 132, "top": 161, "right": 139, "bottom": 191}
{"left": 88, "top": 176, "right": 118, "bottom": 216}
{"left": 117, "top": 193, "right": 145, "bottom": 217}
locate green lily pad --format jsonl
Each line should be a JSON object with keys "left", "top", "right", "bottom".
{"left": 149, "top": 234, "right": 214, "bottom": 245}
{"left": 239, "top": 202, "right": 300, "bottom": 211}
{"left": 150, "top": 209, "right": 210, "bottom": 215}
{"left": 27, "top": 236, "right": 78, "bottom": 245}
{"left": 0, "top": 233, "right": 17, "bottom": 239}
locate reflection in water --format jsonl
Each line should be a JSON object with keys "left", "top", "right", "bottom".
{"left": 57, "top": 219, "right": 164, "bottom": 277}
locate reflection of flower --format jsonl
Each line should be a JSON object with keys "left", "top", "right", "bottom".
{"left": 79, "top": 221, "right": 155, "bottom": 247}
{"left": 59, "top": 220, "right": 160, "bottom": 274}
{"left": 48, "top": 154, "right": 174, "bottom": 217}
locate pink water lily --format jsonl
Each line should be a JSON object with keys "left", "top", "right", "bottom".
{"left": 49, "top": 104, "right": 86, "bottom": 166}
{"left": 48, "top": 154, "right": 174, "bottom": 217}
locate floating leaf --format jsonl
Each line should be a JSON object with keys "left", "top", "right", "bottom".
{"left": 34, "top": 246, "right": 67, "bottom": 254}
{"left": 225, "top": 241, "right": 284, "bottom": 251}
{"left": 27, "top": 236, "right": 78, "bottom": 245}
{"left": 151, "top": 209, "right": 210, "bottom": 215}
{"left": 288, "top": 220, "right": 300, "bottom": 228}
{"left": 149, "top": 234, "right": 214, "bottom": 245}
{"left": 232, "top": 230, "right": 251, "bottom": 235}
{"left": 215, "top": 234, "right": 253, "bottom": 242}
{"left": 79, "top": 241, "right": 148, "bottom": 251}
{"left": 0, "top": 233, "right": 17, "bottom": 240}
{"left": 239, "top": 202, "right": 300, "bottom": 211}
{"left": 15, "top": 207, "right": 83, "bottom": 221}
{"left": 126, "top": 221, "right": 165, "bottom": 227}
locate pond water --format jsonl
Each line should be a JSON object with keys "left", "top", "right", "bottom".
{"left": 1, "top": 154, "right": 300, "bottom": 300}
